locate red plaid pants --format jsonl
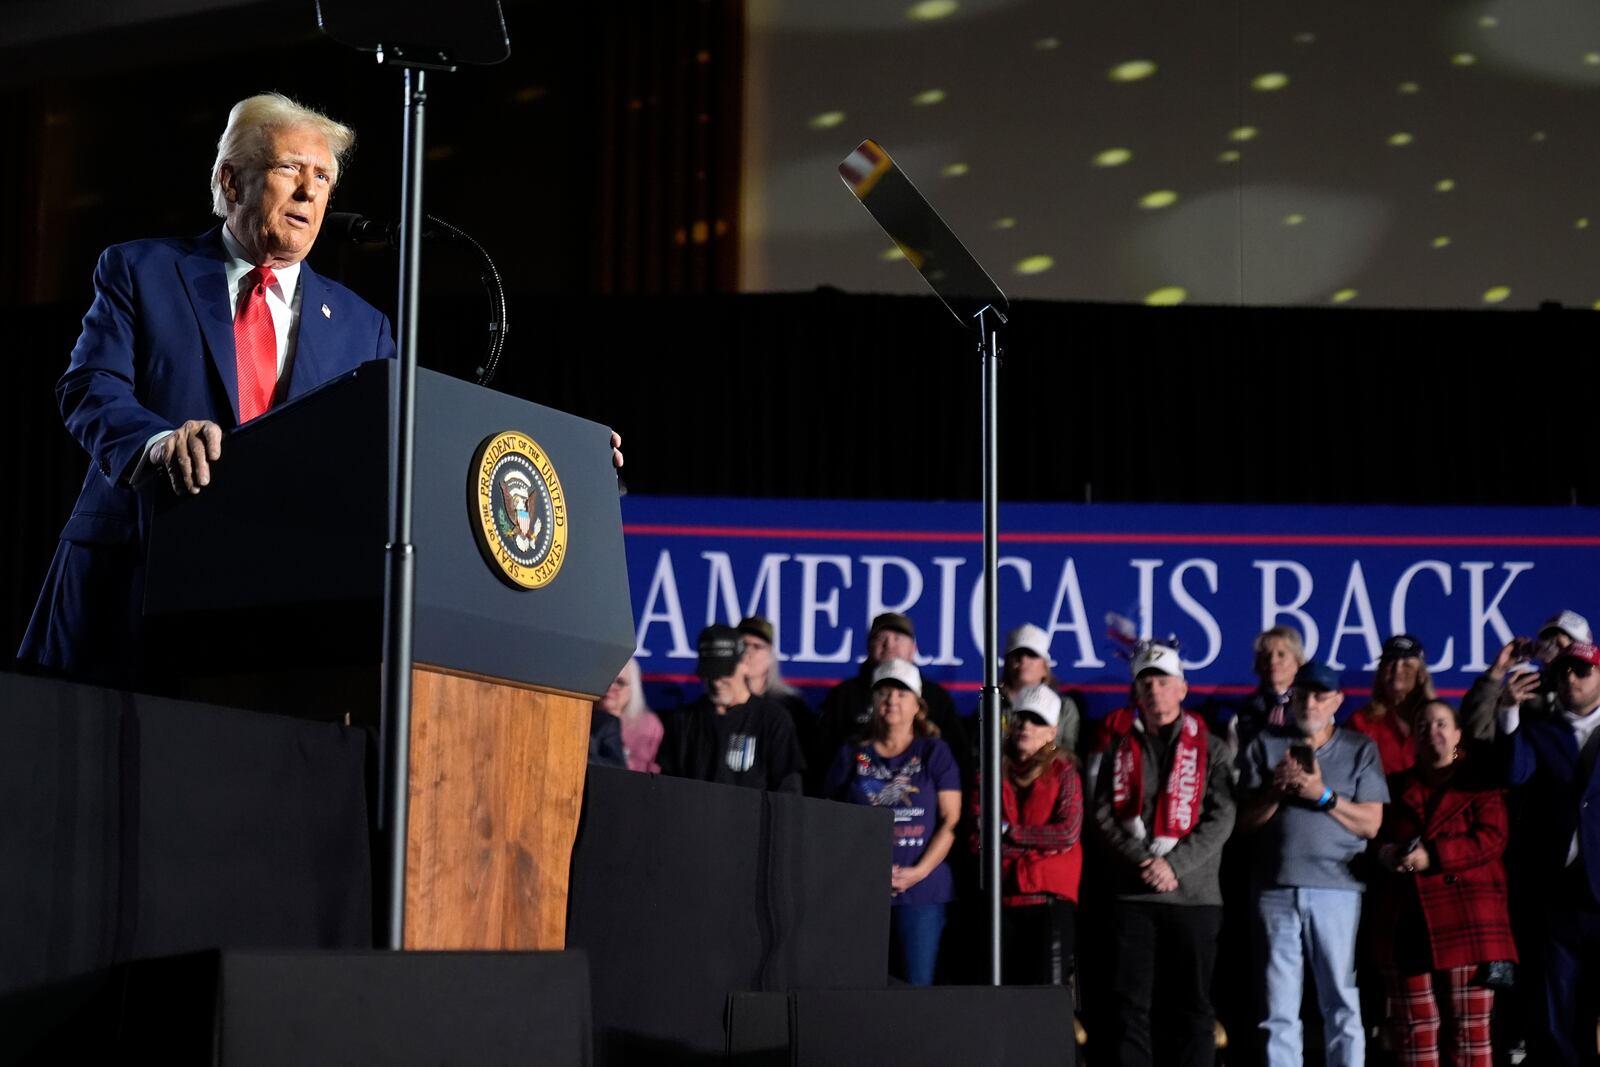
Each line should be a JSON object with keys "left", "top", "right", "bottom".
{"left": 1383, "top": 965, "right": 1495, "bottom": 1067}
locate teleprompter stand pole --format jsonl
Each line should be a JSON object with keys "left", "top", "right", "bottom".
{"left": 977, "top": 303, "right": 1006, "bottom": 987}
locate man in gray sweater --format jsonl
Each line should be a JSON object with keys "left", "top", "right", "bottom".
{"left": 1091, "top": 641, "right": 1237, "bottom": 1067}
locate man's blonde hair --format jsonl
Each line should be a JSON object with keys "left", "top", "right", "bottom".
{"left": 210, "top": 93, "right": 356, "bottom": 218}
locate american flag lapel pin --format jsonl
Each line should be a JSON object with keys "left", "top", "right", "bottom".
{"left": 321, "top": 303, "right": 332, "bottom": 319}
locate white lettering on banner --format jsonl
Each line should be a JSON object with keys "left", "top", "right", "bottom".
{"left": 1326, "top": 561, "right": 1382, "bottom": 670}
{"left": 1168, "top": 744, "right": 1200, "bottom": 827}
{"left": 636, "top": 549, "right": 693, "bottom": 658}
{"left": 928, "top": 557, "right": 966, "bottom": 666}
{"left": 796, "top": 554, "right": 853, "bottom": 663}
{"left": 861, "top": 555, "right": 926, "bottom": 663}
{"left": 1464, "top": 562, "right": 1534, "bottom": 671}
{"left": 703, "top": 551, "right": 790, "bottom": 658}
{"left": 1391, "top": 561, "right": 1454, "bottom": 671}
{"left": 1045, "top": 557, "right": 1106, "bottom": 668}
{"left": 630, "top": 540, "right": 1556, "bottom": 682}
{"left": 968, "top": 558, "right": 1032, "bottom": 662}
{"left": 1131, "top": 559, "right": 1162, "bottom": 639}
{"left": 1171, "top": 559, "right": 1222, "bottom": 670}
{"left": 1255, "top": 560, "right": 1321, "bottom": 659}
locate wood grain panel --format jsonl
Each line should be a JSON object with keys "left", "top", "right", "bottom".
{"left": 404, "top": 665, "right": 591, "bottom": 949}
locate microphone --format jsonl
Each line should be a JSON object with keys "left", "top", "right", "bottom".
{"left": 324, "top": 211, "right": 397, "bottom": 245}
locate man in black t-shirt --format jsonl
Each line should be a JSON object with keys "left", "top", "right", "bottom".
{"left": 660, "top": 624, "right": 804, "bottom": 793}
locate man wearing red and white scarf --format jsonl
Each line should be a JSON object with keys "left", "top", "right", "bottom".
{"left": 1091, "top": 641, "right": 1237, "bottom": 1067}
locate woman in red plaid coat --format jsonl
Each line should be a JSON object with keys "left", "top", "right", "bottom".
{"left": 1371, "top": 700, "right": 1517, "bottom": 1067}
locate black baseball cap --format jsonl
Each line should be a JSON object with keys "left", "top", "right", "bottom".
{"left": 697, "top": 624, "right": 745, "bottom": 679}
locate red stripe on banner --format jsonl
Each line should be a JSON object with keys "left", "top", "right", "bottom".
{"left": 623, "top": 523, "right": 1600, "bottom": 547}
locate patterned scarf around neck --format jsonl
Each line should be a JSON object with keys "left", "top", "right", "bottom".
{"left": 1103, "top": 707, "right": 1208, "bottom": 857}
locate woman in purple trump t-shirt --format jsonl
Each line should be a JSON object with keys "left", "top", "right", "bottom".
{"left": 824, "top": 657, "right": 963, "bottom": 986}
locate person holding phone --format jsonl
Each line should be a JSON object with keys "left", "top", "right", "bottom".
{"left": 1372, "top": 699, "right": 1515, "bottom": 1066}
{"left": 1237, "top": 662, "right": 1389, "bottom": 1067}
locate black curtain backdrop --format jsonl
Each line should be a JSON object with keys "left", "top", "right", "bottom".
{"left": 7, "top": 290, "right": 1594, "bottom": 662}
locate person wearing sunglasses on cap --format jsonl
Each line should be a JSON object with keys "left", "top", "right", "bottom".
{"left": 1497, "top": 640, "right": 1600, "bottom": 1064}
{"left": 968, "top": 683, "right": 1083, "bottom": 988}
{"left": 823, "top": 657, "right": 963, "bottom": 986}
{"left": 1001, "top": 623, "right": 1082, "bottom": 757}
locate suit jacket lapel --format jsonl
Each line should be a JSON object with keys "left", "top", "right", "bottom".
{"left": 177, "top": 228, "right": 241, "bottom": 425}
{"left": 286, "top": 264, "right": 330, "bottom": 402}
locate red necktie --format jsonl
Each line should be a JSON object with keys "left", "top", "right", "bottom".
{"left": 234, "top": 265, "right": 278, "bottom": 423}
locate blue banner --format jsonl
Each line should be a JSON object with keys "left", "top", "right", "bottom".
{"left": 620, "top": 496, "right": 1600, "bottom": 716}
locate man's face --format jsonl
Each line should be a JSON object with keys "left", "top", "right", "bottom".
{"left": 1134, "top": 672, "right": 1187, "bottom": 726}
{"left": 222, "top": 124, "right": 335, "bottom": 267}
{"left": 869, "top": 628, "right": 915, "bottom": 665}
{"left": 705, "top": 669, "right": 750, "bottom": 709}
{"left": 1556, "top": 657, "right": 1600, "bottom": 714}
{"left": 1291, "top": 687, "right": 1343, "bottom": 736}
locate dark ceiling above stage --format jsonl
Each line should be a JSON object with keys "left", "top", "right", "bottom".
{"left": 743, "top": 0, "right": 1600, "bottom": 311}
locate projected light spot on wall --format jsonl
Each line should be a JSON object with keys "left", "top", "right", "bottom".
{"left": 1217, "top": 150, "right": 1241, "bottom": 163}
{"left": 907, "top": 0, "right": 958, "bottom": 21}
{"left": 1531, "top": 131, "right": 1547, "bottom": 142}
{"left": 1436, "top": 178, "right": 1456, "bottom": 192}
{"left": 1283, "top": 213, "right": 1305, "bottom": 226}
{"left": 912, "top": 89, "right": 946, "bottom": 105}
{"left": 1586, "top": 52, "right": 1600, "bottom": 66}
{"left": 808, "top": 111, "right": 846, "bottom": 129}
{"left": 1433, "top": 236, "right": 1452, "bottom": 248}
{"left": 1578, "top": 218, "right": 1590, "bottom": 229}
{"left": 880, "top": 246, "right": 907, "bottom": 261}
{"left": 1453, "top": 53, "right": 1478, "bottom": 66}
{"left": 1483, "top": 286, "right": 1511, "bottom": 303}
{"left": 1144, "top": 287, "right": 1187, "bottom": 306}
{"left": 1110, "top": 60, "right": 1157, "bottom": 82}
{"left": 1331, "top": 289, "right": 1358, "bottom": 303}
{"left": 942, "top": 162, "right": 969, "bottom": 176}
{"left": 1388, "top": 132, "right": 1414, "bottom": 146}
{"left": 1014, "top": 255, "right": 1054, "bottom": 274}
{"left": 1252, "top": 72, "right": 1289, "bottom": 91}
{"left": 1293, "top": 32, "right": 1316, "bottom": 44}
{"left": 1480, "top": 16, "right": 1499, "bottom": 28}
{"left": 1229, "top": 126, "right": 1259, "bottom": 142}
{"left": 1140, "top": 190, "right": 1178, "bottom": 209}
{"left": 1093, "top": 148, "right": 1132, "bottom": 167}
{"left": 993, "top": 217, "right": 1017, "bottom": 229}
{"left": 1034, "top": 37, "right": 1059, "bottom": 50}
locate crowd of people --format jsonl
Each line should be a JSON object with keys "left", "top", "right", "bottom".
{"left": 593, "top": 608, "right": 1600, "bottom": 1066}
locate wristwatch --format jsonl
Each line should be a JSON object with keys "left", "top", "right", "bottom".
{"left": 1317, "top": 789, "right": 1339, "bottom": 811}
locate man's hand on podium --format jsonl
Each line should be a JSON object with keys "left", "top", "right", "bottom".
{"left": 157, "top": 419, "right": 223, "bottom": 496}
{"left": 611, "top": 430, "right": 624, "bottom": 471}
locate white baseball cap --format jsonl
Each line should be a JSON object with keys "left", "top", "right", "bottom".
{"left": 1131, "top": 642, "right": 1184, "bottom": 681}
{"left": 1011, "top": 685, "right": 1062, "bottom": 728}
{"left": 1540, "top": 610, "right": 1593, "bottom": 644}
{"left": 871, "top": 657, "right": 923, "bottom": 696}
{"left": 1006, "top": 623, "right": 1050, "bottom": 660}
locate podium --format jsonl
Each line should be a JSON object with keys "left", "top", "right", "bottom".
{"left": 144, "top": 360, "right": 634, "bottom": 950}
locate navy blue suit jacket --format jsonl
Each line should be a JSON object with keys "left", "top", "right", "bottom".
{"left": 20, "top": 226, "right": 395, "bottom": 684}
{"left": 1501, "top": 711, "right": 1600, "bottom": 904}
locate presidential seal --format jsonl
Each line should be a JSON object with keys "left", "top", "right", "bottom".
{"left": 470, "top": 431, "right": 569, "bottom": 590}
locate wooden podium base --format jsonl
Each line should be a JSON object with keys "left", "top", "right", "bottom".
{"left": 404, "top": 664, "right": 592, "bottom": 950}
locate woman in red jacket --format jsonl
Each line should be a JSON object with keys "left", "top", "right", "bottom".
{"left": 1372, "top": 699, "right": 1516, "bottom": 1067}
{"left": 970, "top": 683, "right": 1083, "bottom": 986}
